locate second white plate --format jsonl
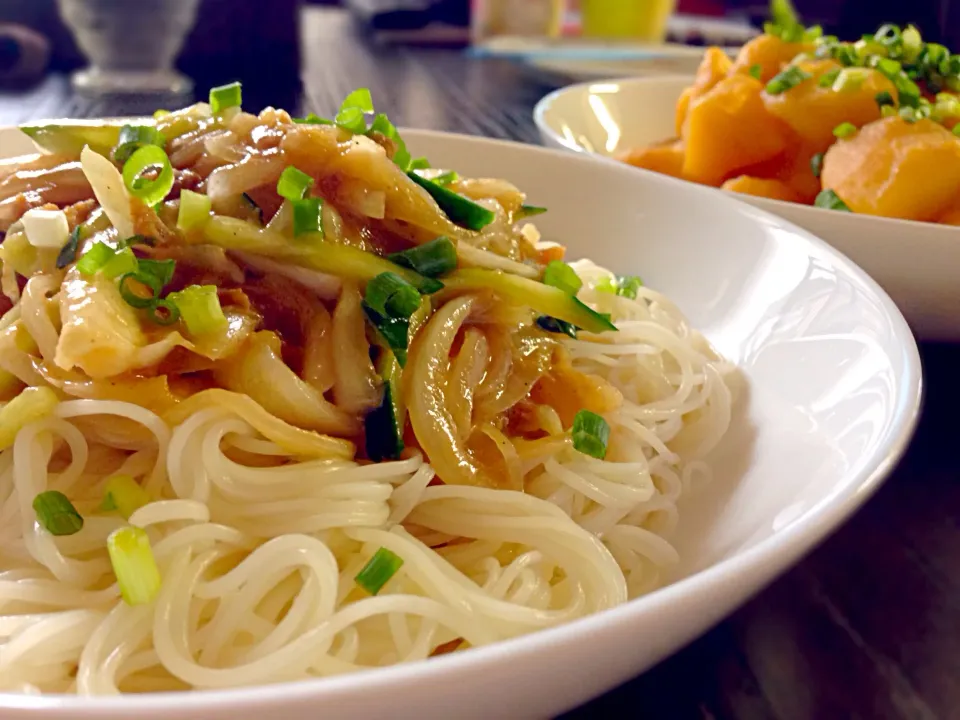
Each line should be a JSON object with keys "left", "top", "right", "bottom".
{"left": 534, "top": 76, "right": 960, "bottom": 340}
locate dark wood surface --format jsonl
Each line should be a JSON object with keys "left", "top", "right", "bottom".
{"left": 2, "top": 8, "right": 958, "bottom": 719}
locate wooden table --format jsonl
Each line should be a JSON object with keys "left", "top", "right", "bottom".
{"left": 2, "top": 8, "right": 957, "bottom": 719}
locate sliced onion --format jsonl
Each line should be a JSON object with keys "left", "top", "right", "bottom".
{"left": 80, "top": 146, "right": 134, "bottom": 239}
{"left": 205, "top": 152, "right": 286, "bottom": 202}
{"left": 457, "top": 243, "right": 539, "bottom": 278}
{"left": 232, "top": 250, "right": 341, "bottom": 300}
{"left": 332, "top": 283, "right": 380, "bottom": 414}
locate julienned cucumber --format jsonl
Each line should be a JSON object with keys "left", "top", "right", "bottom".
{"left": 440, "top": 268, "right": 618, "bottom": 334}
{"left": 407, "top": 171, "right": 496, "bottom": 231}
{"left": 365, "top": 353, "right": 403, "bottom": 461}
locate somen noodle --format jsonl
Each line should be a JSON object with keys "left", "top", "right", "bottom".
{"left": 0, "top": 84, "right": 738, "bottom": 694}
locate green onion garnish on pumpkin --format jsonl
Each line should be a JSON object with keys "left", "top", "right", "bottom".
{"left": 766, "top": 66, "right": 812, "bottom": 95}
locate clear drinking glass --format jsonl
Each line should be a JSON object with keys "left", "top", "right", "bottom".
{"left": 57, "top": 0, "right": 201, "bottom": 96}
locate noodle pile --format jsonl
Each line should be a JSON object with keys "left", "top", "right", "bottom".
{"left": 0, "top": 86, "right": 737, "bottom": 694}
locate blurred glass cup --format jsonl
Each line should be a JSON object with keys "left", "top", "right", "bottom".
{"left": 57, "top": 0, "right": 200, "bottom": 95}
{"left": 581, "top": 0, "right": 677, "bottom": 42}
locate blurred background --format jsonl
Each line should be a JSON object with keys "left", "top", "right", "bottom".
{"left": 0, "top": 0, "right": 956, "bottom": 111}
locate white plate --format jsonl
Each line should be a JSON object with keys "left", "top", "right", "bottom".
{"left": 0, "top": 127, "right": 921, "bottom": 719}
{"left": 533, "top": 76, "right": 960, "bottom": 340}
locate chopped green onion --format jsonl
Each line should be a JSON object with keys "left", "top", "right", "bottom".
{"left": 76, "top": 241, "right": 116, "bottom": 275}
{"left": 365, "top": 310, "right": 410, "bottom": 367}
{"left": 33, "top": 490, "right": 83, "bottom": 536}
{"left": 901, "top": 26, "right": 922, "bottom": 62}
{"left": 355, "top": 547, "right": 404, "bottom": 595}
{"left": 113, "top": 125, "right": 166, "bottom": 166}
{"left": 149, "top": 298, "right": 181, "bottom": 326}
{"left": 571, "top": 410, "right": 610, "bottom": 459}
{"left": 765, "top": 66, "right": 812, "bottom": 95}
{"left": 276, "top": 166, "right": 315, "bottom": 201}
{"left": 408, "top": 157, "right": 430, "bottom": 171}
{"left": 432, "top": 170, "right": 458, "bottom": 185}
{"left": 814, "top": 189, "right": 852, "bottom": 211}
{"left": 367, "top": 113, "right": 415, "bottom": 172}
{"left": 594, "top": 276, "right": 617, "bottom": 294}
{"left": 810, "top": 152, "right": 824, "bottom": 178}
{"left": 119, "top": 273, "right": 161, "bottom": 309}
{"left": 543, "top": 261, "right": 582, "bottom": 296}
{"left": 953, "top": 125, "right": 960, "bottom": 137}
{"left": 515, "top": 204, "right": 548, "bottom": 220}
{"left": 103, "top": 475, "right": 151, "bottom": 520}
{"left": 388, "top": 237, "right": 457, "bottom": 278}
{"left": 365, "top": 272, "right": 421, "bottom": 320}
{"left": 107, "top": 526, "right": 161, "bottom": 606}
{"left": 167, "top": 285, "right": 227, "bottom": 336}
{"left": 874, "top": 91, "right": 895, "bottom": 108}
{"left": 833, "top": 122, "right": 857, "bottom": 139}
{"left": 339, "top": 88, "right": 374, "bottom": 114}
{"left": 536, "top": 315, "right": 578, "bottom": 338}
{"left": 818, "top": 68, "right": 842, "bottom": 88}
{"left": 122, "top": 145, "right": 174, "bottom": 207}
{"left": 209, "top": 81, "right": 242, "bottom": 114}
{"left": 56, "top": 225, "right": 85, "bottom": 269}
{"left": 102, "top": 246, "right": 138, "bottom": 279}
{"left": 335, "top": 107, "right": 367, "bottom": 135}
{"left": 177, "top": 189, "right": 212, "bottom": 231}
{"left": 291, "top": 197, "right": 322, "bottom": 237}
{"left": 748, "top": 64, "right": 762, "bottom": 80}
{"left": 407, "top": 172, "right": 496, "bottom": 231}
{"left": 136, "top": 258, "right": 176, "bottom": 288}
{"left": 616, "top": 275, "right": 643, "bottom": 299}
{"left": 294, "top": 113, "right": 333, "bottom": 125}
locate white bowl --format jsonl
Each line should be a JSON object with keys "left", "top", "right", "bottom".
{"left": 534, "top": 76, "right": 960, "bottom": 341}
{"left": 0, "top": 126, "right": 921, "bottom": 719}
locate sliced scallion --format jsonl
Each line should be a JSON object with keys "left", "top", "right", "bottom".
{"left": 102, "top": 246, "right": 139, "bottom": 279}
{"left": 818, "top": 68, "right": 842, "bottom": 88}
{"left": 137, "top": 258, "right": 176, "bottom": 289}
{"left": 810, "top": 152, "right": 824, "bottom": 178}
{"left": 833, "top": 122, "right": 857, "bottom": 138}
{"left": 355, "top": 547, "right": 404, "bottom": 595}
{"left": 748, "top": 64, "right": 762, "bottom": 80}
{"left": 122, "top": 145, "right": 174, "bottom": 207}
{"left": 874, "top": 90, "right": 895, "bottom": 107}
{"left": 616, "top": 275, "right": 643, "bottom": 299}
{"left": 388, "top": 237, "right": 457, "bottom": 278}
{"left": 572, "top": 410, "right": 610, "bottom": 459}
{"left": 543, "top": 261, "right": 582, "bottom": 296}
{"left": 340, "top": 88, "right": 374, "bottom": 114}
{"left": 119, "top": 273, "right": 161, "bottom": 309}
{"left": 367, "top": 113, "right": 414, "bottom": 171}
{"left": 167, "top": 285, "right": 227, "bottom": 336}
{"left": 814, "top": 189, "right": 852, "bottom": 211}
{"left": 113, "top": 125, "right": 166, "bottom": 166}
{"left": 103, "top": 475, "right": 151, "bottom": 520}
{"left": 107, "top": 526, "right": 161, "bottom": 606}
{"left": 177, "top": 189, "right": 212, "bottom": 231}
{"left": 515, "top": 204, "right": 547, "bottom": 220}
{"left": 75, "top": 241, "right": 116, "bottom": 275}
{"left": 150, "top": 298, "right": 181, "bottom": 326}
{"left": 294, "top": 113, "right": 333, "bottom": 125}
{"left": 291, "top": 197, "right": 323, "bottom": 237}
{"left": 33, "top": 490, "right": 83, "bottom": 536}
{"left": 276, "top": 166, "right": 315, "bottom": 202}
{"left": 335, "top": 106, "right": 367, "bottom": 134}
{"left": 765, "top": 66, "right": 812, "bottom": 95}
{"left": 209, "top": 81, "right": 242, "bottom": 114}
{"left": 56, "top": 225, "right": 85, "bottom": 269}
{"left": 365, "top": 272, "right": 421, "bottom": 320}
